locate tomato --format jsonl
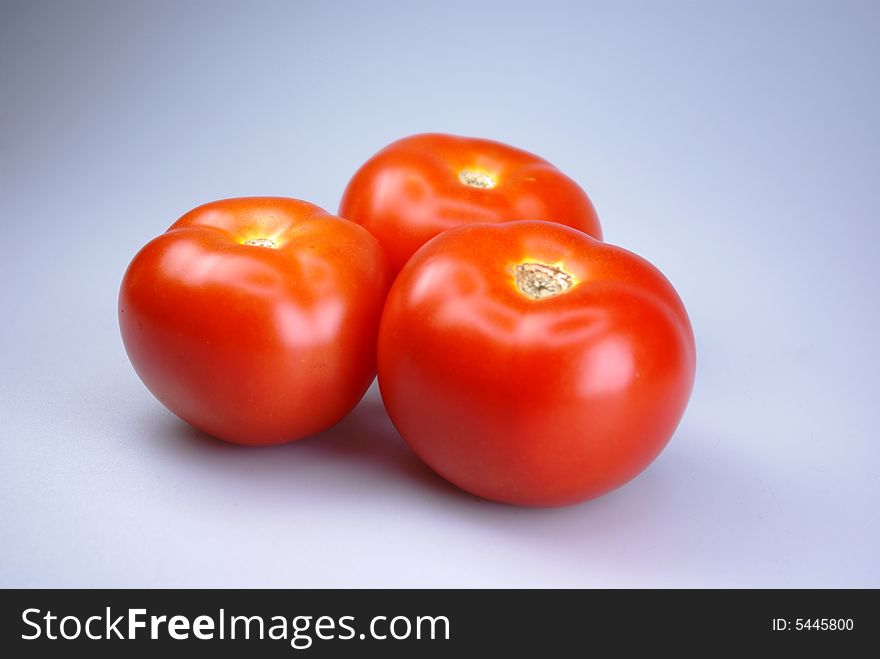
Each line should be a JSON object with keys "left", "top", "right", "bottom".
{"left": 377, "top": 220, "right": 695, "bottom": 506}
{"left": 119, "top": 197, "right": 389, "bottom": 446}
{"left": 339, "top": 133, "right": 602, "bottom": 275}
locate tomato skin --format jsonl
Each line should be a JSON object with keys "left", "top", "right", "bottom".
{"left": 339, "top": 133, "right": 602, "bottom": 274}
{"left": 119, "top": 197, "right": 389, "bottom": 446}
{"left": 377, "top": 221, "right": 695, "bottom": 506}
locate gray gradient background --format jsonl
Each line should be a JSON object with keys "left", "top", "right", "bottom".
{"left": 1, "top": 0, "right": 878, "bottom": 587}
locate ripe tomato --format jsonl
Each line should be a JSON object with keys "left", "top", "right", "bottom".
{"left": 339, "top": 133, "right": 602, "bottom": 274}
{"left": 119, "top": 197, "right": 389, "bottom": 446}
{"left": 377, "top": 221, "right": 695, "bottom": 506}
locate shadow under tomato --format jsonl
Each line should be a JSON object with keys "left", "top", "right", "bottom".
{"left": 150, "top": 384, "right": 476, "bottom": 506}
{"left": 145, "top": 387, "right": 783, "bottom": 585}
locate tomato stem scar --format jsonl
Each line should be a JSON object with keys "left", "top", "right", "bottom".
{"left": 459, "top": 170, "right": 496, "bottom": 189}
{"left": 514, "top": 263, "right": 573, "bottom": 300}
{"left": 243, "top": 238, "right": 276, "bottom": 248}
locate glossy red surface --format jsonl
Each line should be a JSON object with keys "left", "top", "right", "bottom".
{"left": 340, "top": 133, "right": 602, "bottom": 274}
{"left": 378, "top": 221, "right": 695, "bottom": 506}
{"left": 119, "top": 197, "right": 389, "bottom": 445}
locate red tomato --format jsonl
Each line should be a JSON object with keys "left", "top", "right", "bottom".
{"left": 377, "top": 221, "right": 695, "bottom": 506}
{"left": 339, "top": 133, "right": 602, "bottom": 274}
{"left": 119, "top": 197, "right": 389, "bottom": 446}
